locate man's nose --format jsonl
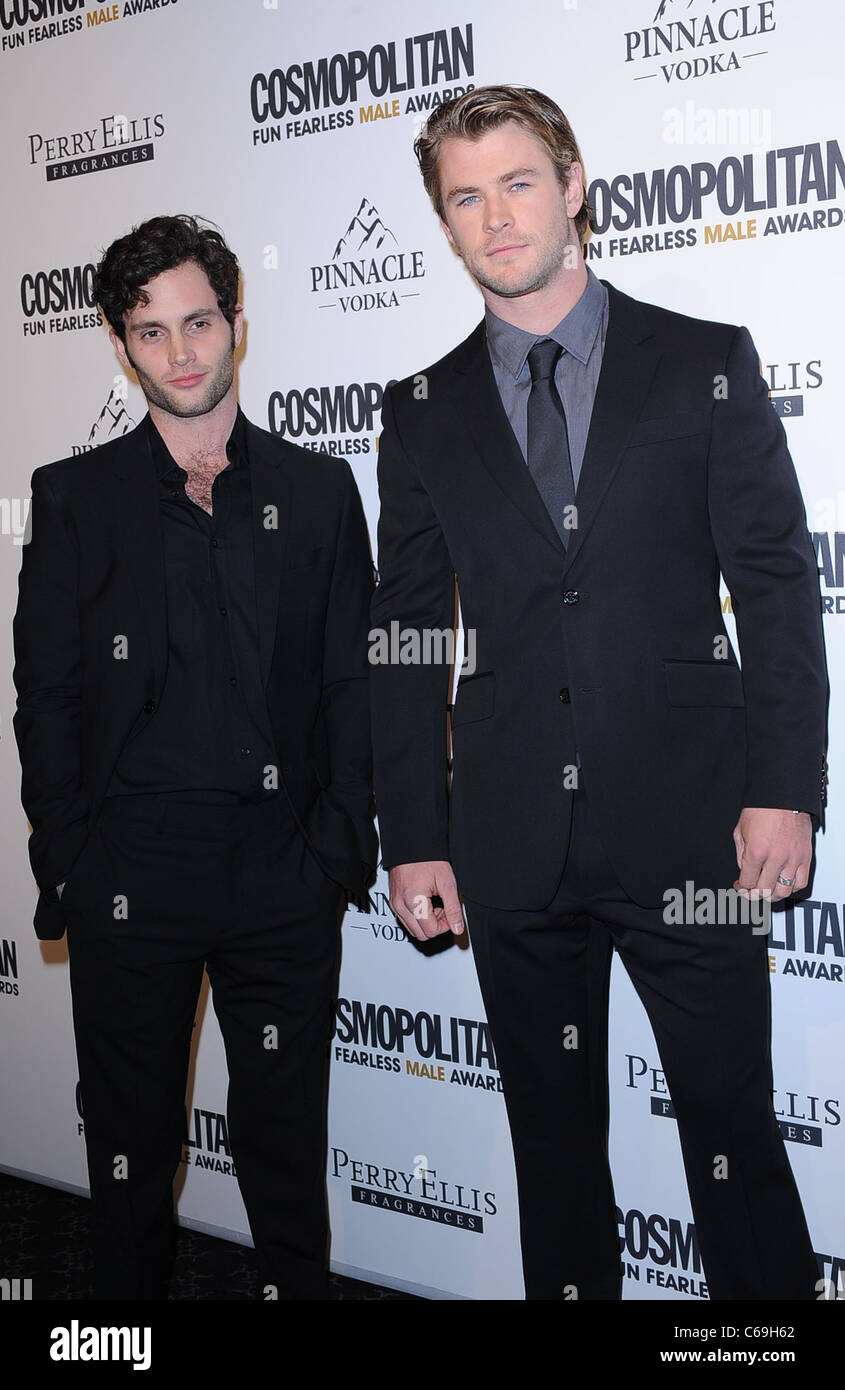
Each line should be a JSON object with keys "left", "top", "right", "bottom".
{"left": 169, "top": 333, "right": 195, "bottom": 365}
{"left": 484, "top": 194, "right": 513, "bottom": 233}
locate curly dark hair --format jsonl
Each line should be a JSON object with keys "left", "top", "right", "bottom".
{"left": 93, "top": 214, "right": 240, "bottom": 343}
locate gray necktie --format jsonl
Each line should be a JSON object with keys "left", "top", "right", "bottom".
{"left": 526, "top": 339, "right": 575, "bottom": 546}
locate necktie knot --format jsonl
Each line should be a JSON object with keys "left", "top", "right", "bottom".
{"left": 528, "top": 338, "right": 562, "bottom": 384}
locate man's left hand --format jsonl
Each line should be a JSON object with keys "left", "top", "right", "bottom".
{"left": 733, "top": 807, "right": 813, "bottom": 900}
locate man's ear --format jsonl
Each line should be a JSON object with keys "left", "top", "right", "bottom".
{"left": 109, "top": 326, "right": 131, "bottom": 372}
{"left": 564, "top": 162, "right": 585, "bottom": 219}
{"left": 439, "top": 216, "right": 456, "bottom": 249}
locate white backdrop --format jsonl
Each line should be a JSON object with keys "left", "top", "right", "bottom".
{"left": 0, "top": 0, "right": 842, "bottom": 1302}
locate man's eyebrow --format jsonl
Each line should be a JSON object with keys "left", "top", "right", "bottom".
{"left": 444, "top": 167, "right": 541, "bottom": 203}
{"left": 127, "top": 306, "right": 219, "bottom": 331}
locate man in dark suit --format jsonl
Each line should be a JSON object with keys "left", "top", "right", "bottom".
{"left": 13, "top": 214, "right": 377, "bottom": 1300}
{"left": 370, "top": 87, "right": 827, "bottom": 1300}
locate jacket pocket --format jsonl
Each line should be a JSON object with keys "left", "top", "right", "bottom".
{"left": 627, "top": 410, "right": 711, "bottom": 447}
{"left": 664, "top": 659, "right": 744, "bottom": 707}
{"left": 451, "top": 670, "right": 495, "bottom": 727}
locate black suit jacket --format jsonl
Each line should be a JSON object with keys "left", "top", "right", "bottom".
{"left": 14, "top": 412, "right": 378, "bottom": 940}
{"left": 370, "top": 281, "right": 827, "bottom": 910}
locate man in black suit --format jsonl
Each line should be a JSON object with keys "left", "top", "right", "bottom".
{"left": 370, "top": 87, "right": 827, "bottom": 1300}
{"left": 13, "top": 214, "right": 377, "bottom": 1300}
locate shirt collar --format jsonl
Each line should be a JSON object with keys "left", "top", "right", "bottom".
{"left": 484, "top": 266, "right": 608, "bottom": 381}
{"left": 146, "top": 405, "right": 249, "bottom": 481}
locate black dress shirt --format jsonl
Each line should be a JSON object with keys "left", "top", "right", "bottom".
{"left": 107, "top": 408, "right": 278, "bottom": 804}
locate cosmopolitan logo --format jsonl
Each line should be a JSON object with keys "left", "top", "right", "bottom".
{"left": 310, "top": 198, "right": 424, "bottom": 315}
{"left": 249, "top": 23, "right": 474, "bottom": 141}
{"left": 2, "top": 0, "right": 178, "bottom": 54}
{"left": 764, "top": 358, "right": 822, "bottom": 419}
{"left": 769, "top": 900, "right": 845, "bottom": 982}
{"left": 20, "top": 262, "right": 101, "bottom": 335}
{"left": 624, "top": 1, "right": 776, "bottom": 83}
{"left": 0, "top": 938, "right": 19, "bottom": 997}
{"left": 626, "top": 1053, "right": 840, "bottom": 1147}
{"left": 813, "top": 534, "right": 845, "bottom": 617}
{"left": 183, "top": 1105, "right": 237, "bottom": 1176}
{"left": 618, "top": 1206, "right": 707, "bottom": 1297}
{"left": 333, "top": 997, "right": 502, "bottom": 1091}
{"left": 27, "top": 112, "right": 165, "bottom": 181}
{"left": 267, "top": 377, "right": 393, "bottom": 457}
{"left": 586, "top": 140, "right": 844, "bottom": 259}
{"left": 331, "top": 1146, "right": 496, "bottom": 1234}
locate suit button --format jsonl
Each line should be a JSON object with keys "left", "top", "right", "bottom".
{"left": 559, "top": 687, "right": 570, "bottom": 703}
{"left": 562, "top": 590, "right": 580, "bottom": 605}
{"left": 143, "top": 700, "right": 156, "bottom": 714}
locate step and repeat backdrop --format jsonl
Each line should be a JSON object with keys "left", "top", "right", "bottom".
{"left": 0, "top": 0, "right": 842, "bottom": 1301}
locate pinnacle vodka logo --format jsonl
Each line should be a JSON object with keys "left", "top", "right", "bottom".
{"left": 309, "top": 197, "right": 425, "bottom": 314}
{"left": 624, "top": 0, "right": 777, "bottom": 84}
{"left": 70, "top": 382, "right": 136, "bottom": 455}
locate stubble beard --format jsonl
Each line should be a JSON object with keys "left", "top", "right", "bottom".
{"left": 126, "top": 337, "right": 236, "bottom": 419}
{"left": 469, "top": 223, "right": 579, "bottom": 300}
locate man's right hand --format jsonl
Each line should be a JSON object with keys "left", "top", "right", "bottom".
{"left": 388, "top": 861, "right": 465, "bottom": 941}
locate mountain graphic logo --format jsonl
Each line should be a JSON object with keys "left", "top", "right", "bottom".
{"left": 652, "top": 0, "right": 718, "bottom": 21}
{"left": 86, "top": 384, "right": 136, "bottom": 447}
{"left": 332, "top": 198, "right": 398, "bottom": 259}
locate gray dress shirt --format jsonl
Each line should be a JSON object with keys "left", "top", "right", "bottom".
{"left": 484, "top": 266, "right": 609, "bottom": 489}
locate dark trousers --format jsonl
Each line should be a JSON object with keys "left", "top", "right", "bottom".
{"left": 463, "top": 783, "right": 818, "bottom": 1301}
{"left": 64, "top": 793, "right": 344, "bottom": 1300}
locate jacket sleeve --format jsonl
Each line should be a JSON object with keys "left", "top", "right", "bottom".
{"left": 369, "top": 385, "right": 456, "bottom": 868}
{"left": 707, "top": 325, "right": 828, "bottom": 818}
{"left": 317, "top": 459, "right": 379, "bottom": 879}
{"left": 12, "top": 467, "right": 90, "bottom": 895}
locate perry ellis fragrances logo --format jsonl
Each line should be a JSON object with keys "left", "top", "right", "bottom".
{"left": 624, "top": 1, "right": 776, "bottom": 83}
{"left": 310, "top": 198, "right": 425, "bottom": 315}
{"left": 764, "top": 357, "right": 822, "bottom": 419}
{"left": 27, "top": 111, "right": 165, "bottom": 181}
{"left": 249, "top": 21, "right": 474, "bottom": 143}
{"left": 331, "top": 1147, "right": 497, "bottom": 1233}
{"left": 625, "top": 1052, "right": 841, "bottom": 1146}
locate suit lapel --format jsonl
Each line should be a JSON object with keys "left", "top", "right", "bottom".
{"left": 245, "top": 419, "right": 292, "bottom": 689}
{"left": 109, "top": 417, "right": 168, "bottom": 693}
{"left": 444, "top": 284, "right": 662, "bottom": 570}
{"left": 562, "top": 282, "right": 662, "bottom": 575}
{"left": 445, "top": 325, "right": 566, "bottom": 559}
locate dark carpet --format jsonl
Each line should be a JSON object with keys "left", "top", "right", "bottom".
{"left": 0, "top": 1171, "right": 419, "bottom": 1300}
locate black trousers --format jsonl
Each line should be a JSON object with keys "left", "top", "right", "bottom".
{"left": 463, "top": 783, "right": 818, "bottom": 1301}
{"left": 64, "top": 793, "right": 344, "bottom": 1300}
